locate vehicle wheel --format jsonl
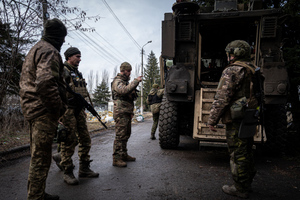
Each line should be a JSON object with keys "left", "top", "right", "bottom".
{"left": 264, "top": 104, "right": 287, "bottom": 154}
{"left": 159, "top": 98, "right": 180, "bottom": 149}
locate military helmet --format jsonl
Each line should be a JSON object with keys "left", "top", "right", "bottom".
{"left": 225, "top": 40, "right": 251, "bottom": 59}
{"left": 152, "top": 84, "right": 159, "bottom": 89}
{"left": 120, "top": 62, "right": 132, "bottom": 71}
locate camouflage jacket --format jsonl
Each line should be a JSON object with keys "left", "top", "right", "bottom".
{"left": 111, "top": 73, "right": 140, "bottom": 115}
{"left": 19, "top": 40, "right": 67, "bottom": 121}
{"left": 207, "top": 61, "right": 256, "bottom": 126}
{"left": 147, "top": 88, "right": 164, "bottom": 114}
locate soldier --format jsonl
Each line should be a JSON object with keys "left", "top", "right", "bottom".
{"left": 111, "top": 62, "right": 142, "bottom": 167}
{"left": 207, "top": 40, "right": 258, "bottom": 199}
{"left": 19, "top": 18, "right": 67, "bottom": 200}
{"left": 52, "top": 47, "right": 99, "bottom": 185}
{"left": 147, "top": 84, "right": 164, "bottom": 139}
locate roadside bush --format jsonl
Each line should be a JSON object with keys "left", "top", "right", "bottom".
{"left": 0, "top": 106, "right": 29, "bottom": 152}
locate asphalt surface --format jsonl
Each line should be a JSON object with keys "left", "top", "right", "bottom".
{"left": 0, "top": 117, "right": 300, "bottom": 200}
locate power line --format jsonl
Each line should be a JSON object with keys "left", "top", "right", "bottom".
{"left": 51, "top": 7, "right": 120, "bottom": 65}
{"left": 102, "top": 0, "right": 141, "bottom": 50}
{"left": 47, "top": 1, "right": 139, "bottom": 66}
{"left": 68, "top": 29, "right": 116, "bottom": 65}
{"left": 83, "top": 22, "right": 130, "bottom": 62}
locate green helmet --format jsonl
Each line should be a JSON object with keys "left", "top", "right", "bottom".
{"left": 225, "top": 40, "right": 251, "bottom": 59}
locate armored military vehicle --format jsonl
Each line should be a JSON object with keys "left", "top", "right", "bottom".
{"left": 159, "top": 0, "right": 288, "bottom": 150}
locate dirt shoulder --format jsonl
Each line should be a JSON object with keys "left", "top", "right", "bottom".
{"left": 0, "top": 112, "right": 152, "bottom": 165}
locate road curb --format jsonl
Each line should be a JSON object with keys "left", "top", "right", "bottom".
{"left": 0, "top": 144, "right": 30, "bottom": 157}
{"left": 0, "top": 114, "right": 152, "bottom": 158}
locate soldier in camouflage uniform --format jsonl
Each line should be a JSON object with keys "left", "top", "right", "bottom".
{"left": 52, "top": 47, "right": 99, "bottom": 185}
{"left": 146, "top": 84, "right": 164, "bottom": 139}
{"left": 111, "top": 62, "right": 142, "bottom": 167}
{"left": 208, "top": 40, "right": 258, "bottom": 199}
{"left": 19, "top": 18, "right": 67, "bottom": 200}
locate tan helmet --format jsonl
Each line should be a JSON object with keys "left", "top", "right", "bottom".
{"left": 225, "top": 40, "right": 251, "bottom": 59}
{"left": 120, "top": 62, "right": 132, "bottom": 71}
{"left": 152, "top": 84, "right": 159, "bottom": 89}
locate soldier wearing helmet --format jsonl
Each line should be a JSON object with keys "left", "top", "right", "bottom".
{"left": 208, "top": 40, "right": 259, "bottom": 198}
{"left": 111, "top": 62, "right": 142, "bottom": 167}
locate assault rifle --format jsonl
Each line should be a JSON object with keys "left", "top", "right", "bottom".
{"left": 66, "top": 85, "right": 108, "bottom": 129}
{"left": 254, "top": 67, "right": 265, "bottom": 142}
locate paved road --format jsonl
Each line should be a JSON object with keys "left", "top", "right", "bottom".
{"left": 0, "top": 117, "right": 300, "bottom": 200}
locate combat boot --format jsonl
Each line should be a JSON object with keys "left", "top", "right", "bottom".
{"left": 123, "top": 154, "right": 136, "bottom": 162}
{"left": 45, "top": 193, "right": 59, "bottom": 200}
{"left": 79, "top": 160, "right": 99, "bottom": 178}
{"left": 63, "top": 166, "right": 79, "bottom": 185}
{"left": 222, "top": 185, "right": 249, "bottom": 199}
{"left": 113, "top": 159, "right": 127, "bottom": 167}
{"left": 150, "top": 133, "right": 156, "bottom": 140}
{"left": 52, "top": 153, "right": 63, "bottom": 171}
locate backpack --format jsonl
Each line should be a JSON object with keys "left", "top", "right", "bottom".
{"left": 148, "top": 92, "right": 162, "bottom": 105}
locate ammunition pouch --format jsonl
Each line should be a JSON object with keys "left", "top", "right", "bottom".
{"left": 230, "top": 97, "right": 247, "bottom": 120}
{"left": 56, "top": 123, "right": 69, "bottom": 143}
{"left": 74, "top": 84, "right": 88, "bottom": 98}
{"left": 238, "top": 109, "right": 258, "bottom": 138}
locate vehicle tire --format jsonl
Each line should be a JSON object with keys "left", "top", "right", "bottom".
{"left": 264, "top": 104, "right": 287, "bottom": 154}
{"left": 159, "top": 98, "right": 180, "bottom": 149}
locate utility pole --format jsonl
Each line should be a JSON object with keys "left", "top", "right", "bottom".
{"left": 40, "top": 0, "right": 49, "bottom": 26}
{"left": 140, "top": 40, "right": 152, "bottom": 115}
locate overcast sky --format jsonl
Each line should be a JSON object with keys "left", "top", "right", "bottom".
{"left": 59, "top": 0, "right": 173, "bottom": 89}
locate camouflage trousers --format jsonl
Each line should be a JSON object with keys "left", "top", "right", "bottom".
{"left": 151, "top": 112, "right": 159, "bottom": 135}
{"left": 113, "top": 113, "right": 132, "bottom": 159}
{"left": 28, "top": 113, "right": 58, "bottom": 200}
{"left": 226, "top": 122, "right": 256, "bottom": 192}
{"left": 59, "top": 109, "right": 91, "bottom": 170}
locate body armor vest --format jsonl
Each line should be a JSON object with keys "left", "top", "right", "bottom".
{"left": 148, "top": 92, "right": 162, "bottom": 105}
{"left": 64, "top": 64, "right": 88, "bottom": 98}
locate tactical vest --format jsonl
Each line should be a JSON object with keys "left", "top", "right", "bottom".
{"left": 222, "top": 61, "right": 258, "bottom": 123}
{"left": 64, "top": 64, "right": 88, "bottom": 98}
{"left": 148, "top": 92, "right": 162, "bottom": 105}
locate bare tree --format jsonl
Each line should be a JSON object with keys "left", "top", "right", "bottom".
{"left": 87, "top": 70, "right": 94, "bottom": 94}
{"left": 0, "top": 0, "right": 100, "bottom": 108}
{"left": 95, "top": 71, "right": 99, "bottom": 88}
{"left": 102, "top": 69, "right": 109, "bottom": 85}
{"left": 113, "top": 65, "right": 118, "bottom": 77}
